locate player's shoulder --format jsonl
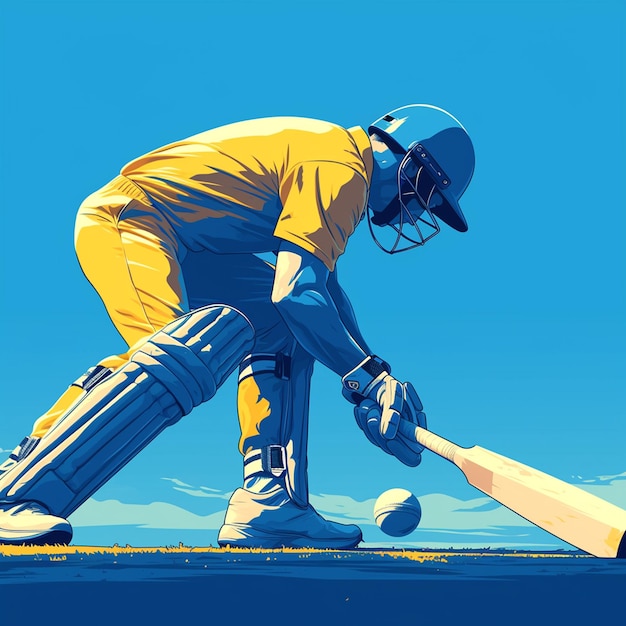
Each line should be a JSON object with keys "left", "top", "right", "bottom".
{"left": 186, "top": 116, "right": 371, "bottom": 180}
{"left": 192, "top": 116, "right": 351, "bottom": 141}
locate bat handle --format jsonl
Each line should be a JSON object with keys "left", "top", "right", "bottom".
{"left": 398, "top": 420, "right": 460, "bottom": 463}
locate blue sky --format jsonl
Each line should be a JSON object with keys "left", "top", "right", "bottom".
{"left": 0, "top": 0, "right": 624, "bottom": 551}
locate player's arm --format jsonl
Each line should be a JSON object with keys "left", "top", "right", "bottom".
{"left": 272, "top": 240, "right": 425, "bottom": 467}
{"left": 326, "top": 266, "right": 373, "bottom": 356}
{"left": 271, "top": 240, "right": 367, "bottom": 376}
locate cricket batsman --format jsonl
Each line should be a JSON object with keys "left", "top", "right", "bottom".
{"left": 0, "top": 105, "right": 475, "bottom": 548}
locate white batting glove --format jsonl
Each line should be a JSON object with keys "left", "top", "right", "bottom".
{"left": 342, "top": 357, "right": 427, "bottom": 466}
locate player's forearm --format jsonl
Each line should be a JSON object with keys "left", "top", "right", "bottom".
{"left": 273, "top": 286, "right": 367, "bottom": 376}
{"left": 327, "top": 271, "right": 373, "bottom": 356}
{"left": 272, "top": 245, "right": 368, "bottom": 376}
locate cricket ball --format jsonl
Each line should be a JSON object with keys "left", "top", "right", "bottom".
{"left": 374, "top": 488, "right": 422, "bottom": 537}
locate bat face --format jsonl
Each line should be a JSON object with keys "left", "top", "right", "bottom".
{"left": 400, "top": 421, "right": 626, "bottom": 558}
{"left": 457, "top": 446, "right": 626, "bottom": 559}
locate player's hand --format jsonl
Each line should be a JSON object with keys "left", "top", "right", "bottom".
{"left": 353, "top": 383, "right": 426, "bottom": 466}
{"left": 342, "top": 357, "right": 427, "bottom": 466}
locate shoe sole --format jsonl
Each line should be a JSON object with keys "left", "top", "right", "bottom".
{"left": 0, "top": 529, "right": 72, "bottom": 546}
{"left": 218, "top": 524, "right": 362, "bottom": 550}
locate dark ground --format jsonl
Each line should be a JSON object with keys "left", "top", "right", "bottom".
{"left": 1, "top": 547, "right": 624, "bottom": 626}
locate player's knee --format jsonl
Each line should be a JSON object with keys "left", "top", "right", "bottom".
{"left": 132, "top": 305, "right": 254, "bottom": 414}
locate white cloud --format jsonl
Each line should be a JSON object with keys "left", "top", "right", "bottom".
{"left": 575, "top": 471, "right": 626, "bottom": 484}
{"left": 419, "top": 493, "right": 532, "bottom": 530}
{"left": 161, "top": 477, "right": 232, "bottom": 500}
{"left": 161, "top": 477, "right": 193, "bottom": 488}
{"left": 69, "top": 499, "right": 226, "bottom": 530}
{"left": 311, "top": 493, "right": 375, "bottom": 524}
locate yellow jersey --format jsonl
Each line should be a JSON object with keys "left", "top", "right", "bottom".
{"left": 121, "top": 117, "right": 373, "bottom": 271}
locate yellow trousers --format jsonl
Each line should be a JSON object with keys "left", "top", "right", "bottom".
{"left": 31, "top": 175, "right": 306, "bottom": 456}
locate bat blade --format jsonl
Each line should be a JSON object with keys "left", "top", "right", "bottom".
{"left": 399, "top": 422, "right": 626, "bottom": 558}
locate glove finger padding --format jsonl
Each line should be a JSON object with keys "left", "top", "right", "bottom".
{"left": 354, "top": 398, "right": 425, "bottom": 467}
{"left": 393, "top": 382, "right": 427, "bottom": 464}
{"left": 355, "top": 401, "right": 386, "bottom": 448}
{"left": 404, "top": 382, "right": 426, "bottom": 426}
{"left": 386, "top": 434, "right": 422, "bottom": 467}
{"left": 376, "top": 375, "right": 404, "bottom": 440}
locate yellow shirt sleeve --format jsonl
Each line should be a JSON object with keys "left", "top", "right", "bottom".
{"left": 275, "top": 161, "right": 369, "bottom": 271}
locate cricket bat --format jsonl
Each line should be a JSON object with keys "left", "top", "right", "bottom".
{"left": 398, "top": 420, "right": 626, "bottom": 558}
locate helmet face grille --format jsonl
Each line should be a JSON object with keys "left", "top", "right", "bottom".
{"left": 367, "top": 152, "right": 441, "bottom": 255}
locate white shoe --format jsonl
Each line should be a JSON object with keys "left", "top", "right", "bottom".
{"left": 0, "top": 502, "right": 73, "bottom": 545}
{"left": 218, "top": 486, "right": 362, "bottom": 549}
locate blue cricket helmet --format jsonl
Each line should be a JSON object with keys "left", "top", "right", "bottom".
{"left": 369, "top": 104, "right": 475, "bottom": 233}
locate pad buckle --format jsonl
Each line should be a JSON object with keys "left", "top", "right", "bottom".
{"left": 238, "top": 353, "right": 291, "bottom": 383}
{"left": 274, "top": 353, "right": 291, "bottom": 381}
{"left": 263, "top": 445, "right": 287, "bottom": 477}
{"left": 72, "top": 365, "right": 114, "bottom": 392}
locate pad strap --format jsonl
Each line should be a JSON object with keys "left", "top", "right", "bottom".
{"left": 0, "top": 436, "right": 40, "bottom": 473}
{"left": 244, "top": 445, "right": 287, "bottom": 478}
{"left": 71, "top": 365, "right": 114, "bottom": 392}
{"left": 238, "top": 353, "right": 291, "bottom": 383}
